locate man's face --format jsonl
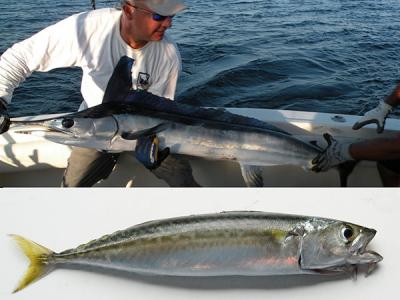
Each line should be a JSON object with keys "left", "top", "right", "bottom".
{"left": 125, "top": 3, "right": 173, "bottom": 43}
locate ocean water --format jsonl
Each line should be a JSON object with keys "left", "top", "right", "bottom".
{"left": 1, "top": 0, "right": 400, "bottom": 117}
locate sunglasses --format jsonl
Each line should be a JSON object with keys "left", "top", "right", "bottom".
{"left": 128, "top": 4, "right": 174, "bottom": 22}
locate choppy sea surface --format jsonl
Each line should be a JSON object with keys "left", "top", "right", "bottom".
{"left": 1, "top": 0, "right": 400, "bottom": 117}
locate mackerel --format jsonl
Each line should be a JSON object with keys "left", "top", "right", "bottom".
{"left": 11, "top": 211, "right": 382, "bottom": 292}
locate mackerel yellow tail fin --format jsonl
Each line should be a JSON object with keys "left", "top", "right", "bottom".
{"left": 10, "top": 234, "right": 55, "bottom": 293}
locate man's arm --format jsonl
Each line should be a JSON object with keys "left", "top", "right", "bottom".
{"left": 385, "top": 83, "right": 400, "bottom": 107}
{"left": 312, "top": 133, "right": 400, "bottom": 172}
{"left": 349, "top": 135, "right": 400, "bottom": 161}
{"left": 0, "top": 13, "right": 84, "bottom": 104}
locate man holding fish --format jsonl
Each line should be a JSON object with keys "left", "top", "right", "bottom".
{"left": 0, "top": 0, "right": 200, "bottom": 187}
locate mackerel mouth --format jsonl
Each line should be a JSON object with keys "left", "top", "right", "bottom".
{"left": 347, "top": 228, "right": 383, "bottom": 274}
{"left": 350, "top": 228, "right": 376, "bottom": 254}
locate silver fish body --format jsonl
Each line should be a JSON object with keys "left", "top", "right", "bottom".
{"left": 11, "top": 211, "right": 382, "bottom": 292}
{"left": 55, "top": 212, "right": 307, "bottom": 276}
{"left": 11, "top": 101, "right": 321, "bottom": 171}
{"left": 35, "top": 112, "right": 319, "bottom": 168}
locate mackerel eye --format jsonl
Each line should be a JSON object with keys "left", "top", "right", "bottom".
{"left": 341, "top": 226, "right": 354, "bottom": 243}
{"left": 62, "top": 118, "right": 74, "bottom": 128}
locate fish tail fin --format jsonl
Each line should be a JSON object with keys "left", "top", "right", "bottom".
{"left": 10, "top": 234, "right": 55, "bottom": 293}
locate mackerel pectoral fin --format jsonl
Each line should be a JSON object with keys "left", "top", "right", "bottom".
{"left": 10, "top": 235, "right": 55, "bottom": 293}
{"left": 121, "top": 122, "right": 170, "bottom": 140}
{"left": 308, "top": 265, "right": 357, "bottom": 277}
{"left": 239, "top": 164, "right": 264, "bottom": 187}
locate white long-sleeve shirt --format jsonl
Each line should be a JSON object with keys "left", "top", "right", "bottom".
{"left": 0, "top": 8, "right": 181, "bottom": 109}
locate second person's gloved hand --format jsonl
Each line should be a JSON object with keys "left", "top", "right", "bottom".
{"left": 352, "top": 101, "right": 392, "bottom": 133}
{"left": 312, "top": 133, "right": 354, "bottom": 172}
{"left": 134, "top": 135, "right": 170, "bottom": 170}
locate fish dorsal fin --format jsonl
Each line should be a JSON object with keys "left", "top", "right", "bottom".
{"left": 239, "top": 164, "right": 264, "bottom": 187}
{"left": 121, "top": 123, "right": 170, "bottom": 140}
{"left": 102, "top": 56, "right": 134, "bottom": 103}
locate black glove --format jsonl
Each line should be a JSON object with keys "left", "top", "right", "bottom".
{"left": 134, "top": 135, "right": 170, "bottom": 170}
{"left": 0, "top": 98, "right": 10, "bottom": 134}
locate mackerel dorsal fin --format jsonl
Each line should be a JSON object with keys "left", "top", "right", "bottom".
{"left": 102, "top": 56, "right": 134, "bottom": 103}
{"left": 239, "top": 164, "right": 264, "bottom": 187}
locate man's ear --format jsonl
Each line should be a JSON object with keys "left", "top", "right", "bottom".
{"left": 122, "top": 4, "right": 135, "bottom": 20}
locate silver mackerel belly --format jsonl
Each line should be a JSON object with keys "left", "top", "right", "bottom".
{"left": 54, "top": 212, "right": 307, "bottom": 276}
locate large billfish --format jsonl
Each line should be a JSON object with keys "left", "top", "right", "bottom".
{"left": 9, "top": 57, "right": 328, "bottom": 186}
{"left": 11, "top": 211, "right": 382, "bottom": 293}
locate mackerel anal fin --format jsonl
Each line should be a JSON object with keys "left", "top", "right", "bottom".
{"left": 240, "top": 164, "right": 264, "bottom": 187}
{"left": 121, "top": 122, "right": 170, "bottom": 140}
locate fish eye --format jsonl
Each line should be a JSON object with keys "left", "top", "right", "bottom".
{"left": 62, "top": 118, "right": 74, "bottom": 128}
{"left": 340, "top": 225, "right": 354, "bottom": 243}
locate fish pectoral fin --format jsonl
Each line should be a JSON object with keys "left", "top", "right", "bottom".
{"left": 239, "top": 164, "right": 264, "bottom": 187}
{"left": 308, "top": 265, "right": 357, "bottom": 277}
{"left": 121, "top": 122, "right": 170, "bottom": 140}
{"left": 337, "top": 160, "right": 359, "bottom": 187}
